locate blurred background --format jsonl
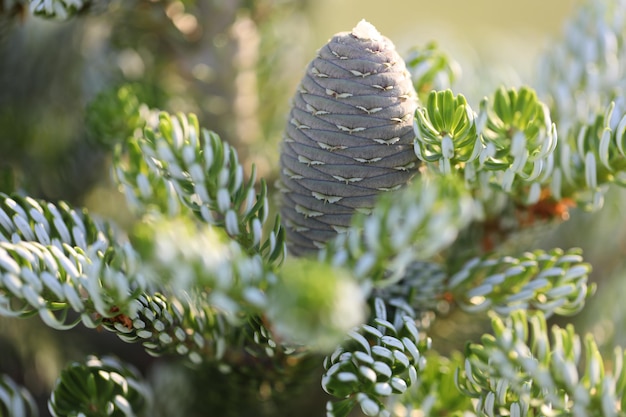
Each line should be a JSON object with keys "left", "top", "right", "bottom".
{"left": 4, "top": 0, "right": 626, "bottom": 416}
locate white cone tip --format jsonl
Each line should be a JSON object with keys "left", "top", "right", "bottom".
{"left": 352, "top": 19, "right": 382, "bottom": 41}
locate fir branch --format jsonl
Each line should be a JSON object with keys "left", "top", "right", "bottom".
{"left": 371, "top": 246, "right": 592, "bottom": 326}
{"left": 322, "top": 297, "right": 429, "bottom": 417}
{"left": 114, "top": 131, "right": 182, "bottom": 218}
{"left": 104, "top": 217, "right": 319, "bottom": 364}
{"left": 414, "top": 87, "right": 557, "bottom": 205}
{"left": 0, "top": 194, "right": 142, "bottom": 329}
{"left": 29, "top": 0, "right": 88, "bottom": 19}
{"left": 457, "top": 311, "right": 626, "bottom": 417}
{"left": 132, "top": 217, "right": 271, "bottom": 319}
{"left": 551, "top": 102, "right": 626, "bottom": 210}
{"left": 321, "top": 174, "right": 475, "bottom": 285}
{"left": 405, "top": 42, "right": 459, "bottom": 101}
{"left": 0, "top": 193, "right": 309, "bottom": 366}
{"left": 115, "top": 111, "right": 285, "bottom": 265}
{"left": 536, "top": 0, "right": 626, "bottom": 127}
{"left": 127, "top": 217, "right": 366, "bottom": 356}
{"left": 267, "top": 257, "right": 366, "bottom": 351}
{"left": 48, "top": 356, "right": 151, "bottom": 417}
{"left": 413, "top": 86, "right": 560, "bottom": 213}
{"left": 390, "top": 352, "right": 473, "bottom": 417}
{"left": 535, "top": 0, "right": 626, "bottom": 211}
{"left": 87, "top": 85, "right": 147, "bottom": 149}
{"left": 448, "top": 248, "right": 592, "bottom": 317}
{"left": 104, "top": 289, "right": 312, "bottom": 369}
{"left": 0, "top": 239, "right": 140, "bottom": 329}
{"left": 0, "top": 193, "right": 114, "bottom": 250}
{"left": 476, "top": 86, "right": 557, "bottom": 195}
{"left": 0, "top": 194, "right": 255, "bottom": 365}
{"left": 374, "top": 261, "right": 448, "bottom": 316}
{"left": 102, "top": 292, "right": 231, "bottom": 365}
{"left": 0, "top": 375, "right": 38, "bottom": 417}
{"left": 413, "top": 89, "right": 479, "bottom": 176}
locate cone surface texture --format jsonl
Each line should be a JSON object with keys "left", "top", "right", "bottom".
{"left": 279, "top": 20, "right": 419, "bottom": 256}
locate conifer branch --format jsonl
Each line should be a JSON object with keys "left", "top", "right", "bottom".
{"left": 405, "top": 42, "right": 459, "bottom": 101}
{"left": 3, "top": 1, "right": 626, "bottom": 416}
{"left": 457, "top": 311, "right": 626, "bottom": 417}
{"left": 49, "top": 356, "right": 151, "bottom": 417}
{"left": 28, "top": 0, "right": 88, "bottom": 19}
{"left": 536, "top": 0, "right": 626, "bottom": 211}
{"left": 0, "top": 375, "right": 38, "bottom": 417}
{"left": 321, "top": 174, "right": 475, "bottom": 285}
{"left": 448, "top": 248, "right": 593, "bottom": 317}
{"left": 322, "top": 297, "right": 428, "bottom": 417}
{"left": 551, "top": 102, "right": 626, "bottom": 210}
{"left": 115, "top": 112, "right": 286, "bottom": 265}
{"left": 414, "top": 86, "right": 557, "bottom": 207}
{"left": 0, "top": 194, "right": 141, "bottom": 329}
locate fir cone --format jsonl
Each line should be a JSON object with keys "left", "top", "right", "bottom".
{"left": 279, "top": 20, "right": 419, "bottom": 256}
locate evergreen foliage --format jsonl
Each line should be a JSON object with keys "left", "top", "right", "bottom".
{"left": 1, "top": 1, "right": 626, "bottom": 416}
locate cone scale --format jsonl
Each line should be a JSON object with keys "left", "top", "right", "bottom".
{"left": 279, "top": 20, "right": 419, "bottom": 256}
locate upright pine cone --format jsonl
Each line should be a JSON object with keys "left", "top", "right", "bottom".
{"left": 279, "top": 20, "right": 419, "bottom": 256}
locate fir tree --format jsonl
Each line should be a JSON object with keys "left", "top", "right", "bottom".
{"left": 1, "top": 1, "right": 626, "bottom": 416}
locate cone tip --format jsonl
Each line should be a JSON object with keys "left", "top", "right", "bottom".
{"left": 352, "top": 19, "right": 382, "bottom": 41}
